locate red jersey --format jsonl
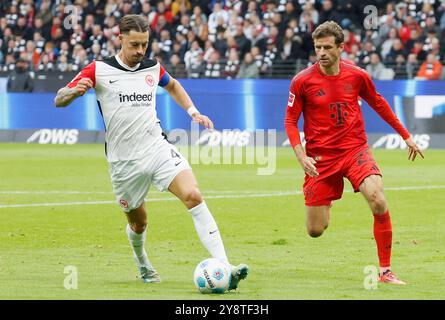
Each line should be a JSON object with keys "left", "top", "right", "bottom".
{"left": 284, "top": 61, "right": 410, "bottom": 154}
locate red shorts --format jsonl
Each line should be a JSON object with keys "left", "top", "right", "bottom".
{"left": 303, "top": 144, "right": 382, "bottom": 207}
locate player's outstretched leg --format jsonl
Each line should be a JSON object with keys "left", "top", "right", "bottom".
{"left": 359, "top": 175, "right": 406, "bottom": 285}
{"left": 228, "top": 264, "right": 249, "bottom": 291}
{"left": 169, "top": 169, "right": 249, "bottom": 290}
{"left": 126, "top": 204, "right": 161, "bottom": 283}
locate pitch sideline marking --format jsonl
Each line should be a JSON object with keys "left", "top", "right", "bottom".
{"left": 0, "top": 185, "right": 444, "bottom": 209}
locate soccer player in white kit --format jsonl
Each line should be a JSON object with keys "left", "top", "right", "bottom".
{"left": 54, "top": 14, "right": 248, "bottom": 289}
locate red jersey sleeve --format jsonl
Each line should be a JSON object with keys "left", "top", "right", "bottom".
{"left": 67, "top": 61, "right": 96, "bottom": 88}
{"left": 359, "top": 72, "right": 410, "bottom": 140}
{"left": 284, "top": 76, "right": 304, "bottom": 147}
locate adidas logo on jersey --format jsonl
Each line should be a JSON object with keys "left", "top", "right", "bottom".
{"left": 119, "top": 92, "right": 153, "bottom": 103}
{"left": 315, "top": 89, "right": 326, "bottom": 96}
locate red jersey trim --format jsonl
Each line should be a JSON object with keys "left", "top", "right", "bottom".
{"left": 67, "top": 61, "right": 96, "bottom": 88}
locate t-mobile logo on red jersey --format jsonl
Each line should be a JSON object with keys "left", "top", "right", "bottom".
{"left": 119, "top": 92, "right": 153, "bottom": 103}
{"left": 329, "top": 102, "right": 348, "bottom": 126}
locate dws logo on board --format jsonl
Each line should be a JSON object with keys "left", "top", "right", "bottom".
{"left": 372, "top": 134, "right": 430, "bottom": 149}
{"left": 27, "top": 129, "right": 79, "bottom": 144}
{"left": 196, "top": 130, "right": 251, "bottom": 147}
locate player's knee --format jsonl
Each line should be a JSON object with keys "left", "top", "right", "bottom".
{"left": 130, "top": 222, "right": 147, "bottom": 234}
{"left": 369, "top": 192, "right": 387, "bottom": 214}
{"left": 184, "top": 188, "right": 203, "bottom": 208}
{"left": 307, "top": 227, "right": 324, "bottom": 238}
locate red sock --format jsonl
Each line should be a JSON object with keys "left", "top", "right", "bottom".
{"left": 373, "top": 210, "right": 392, "bottom": 268}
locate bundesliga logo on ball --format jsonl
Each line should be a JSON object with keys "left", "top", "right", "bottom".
{"left": 193, "top": 258, "right": 231, "bottom": 294}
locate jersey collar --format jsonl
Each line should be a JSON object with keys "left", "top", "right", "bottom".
{"left": 115, "top": 53, "right": 141, "bottom": 71}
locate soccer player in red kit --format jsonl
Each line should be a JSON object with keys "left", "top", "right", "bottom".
{"left": 284, "top": 21, "right": 424, "bottom": 285}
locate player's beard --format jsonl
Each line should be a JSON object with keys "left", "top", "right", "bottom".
{"left": 133, "top": 54, "right": 144, "bottom": 63}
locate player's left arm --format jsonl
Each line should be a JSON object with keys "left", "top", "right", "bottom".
{"left": 359, "top": 73, "right": 424, "bottom": 161}
{"left": 161, "top": 68, "right": 213, "bottom": 130}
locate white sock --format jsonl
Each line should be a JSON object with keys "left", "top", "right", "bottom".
{"left": 126, "top": 224, "right": 154, "bottom": 269}
{"left": 189, "top": 201, "right": 229, "bottom": 265}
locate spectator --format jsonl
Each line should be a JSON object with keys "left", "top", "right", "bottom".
{"left": 6, "top": 58, "right": 34, "bottom": 92}
{"left": 236, "top": 52, "right": 259, "bottom": 79}
{"left": 385, "top": 38, "right": 405, "bottom": 65}
{"left": 176, "top": 14, "right": 191, "bottom": 38}
{"left": 250, "top": 46, "right": 264, "bottom": 69}
{"left": 393, "top": 54, "right": 408, "bottom": 80}
{"left": 234, "top": 23, "right": 251, "bottom": 60}
{"left": 153, "top": 15, "right": 172, "bottom": 40}
{"left": 184, "top": 40, "right": 204, "bottom": 78}
{"left": 190, "top": 13, "right": 208, "bottom": 43}
{"left": 399, "top": 15, "right": 421, "bottom": 45}
{"left": 167, "top": 54, "right": 187, "bottom": 78}
{"left": 416, "top": 53, "right": 443, "bottom": 80}
{"left": 212, "top": 26, "right": 227, "bottom": 57}
{"left": 280, "top": 0, "right": 298, "bottom": 33}
{"left": 366, "top": 53, "right": 386, "bottom": 80}
{"left": 300, "top": 1, "right": 319, "bottom": 26}
{"left": 429, "top": 37, "right": 443, "bottom": 62}
{"left": 158, "top": 29, "right": 173, "bottom": 60}
{"left": 261, "top": 38, "right": 278, "bottom": 75}
{"left": 278, "top": 27, "right": 306, "bottom": 62}
{"left": 406, "top": 53, "right": 420, "bottom": 79}
{"left": 34, "top": 0, "right": 52, "bottom": 29}
{"left": 204, "top": 50, "right": 222, "bottom": 78}
{"left": 2, "top": 54, "right": 16, "bottom": 72}
{"left": 208, "top": 1, "right": 229, "bottom": 42}
{"left": 173, "top": 32, "right": 188, "bottom": 60}
{"left": 171, "top": 0, "right": 192, "bottom": 19}
{"left": 342, "top": 28, "right": 359, "bottom": 55}
{"left": 191, "top": 5, "right": 208, "bottom": 25}
{"left": 224, "top": 48, "right": 240, "bottom": 79}
{"left": 410, "top": 40, "right": 428, "bottom": 63}
{"left": 36, "top": 53, "right": 55, "bottom": 71}
{"left": 422, "top": 16, "right": 439, "bottom": 37}
{"left": 358, "top": 41, "right": 376, "bottom": 67}
{"left": 394, "top": 2, "right": 408, "bottom": 24}
{"left": 57, "top": 54, "right": 70, "bottom": 72}
{"left": 318, "top": 0, "right": 340, "bottom": 25}
{"left": 380, "top": 28, "right": 399, "bottom": 61}
{"left": 404, "top": 29, "right": 422, "bottom": 55}
{"left": 15, "top": 15, "right": 33, "bottom": 40}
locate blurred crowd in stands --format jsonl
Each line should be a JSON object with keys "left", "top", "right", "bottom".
{"left": 2, "top": 0, "right": 445, "bottom": 81}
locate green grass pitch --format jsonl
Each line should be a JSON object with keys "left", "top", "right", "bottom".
{"left": 0, "top": 143, "right": 444, "bottom": 299}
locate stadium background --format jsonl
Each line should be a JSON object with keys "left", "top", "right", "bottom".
{"left": 1, "top": 0, "right": 445, "bottom": 146}
{"left": 1, "top": 0, "right": 444, "bottom": 301}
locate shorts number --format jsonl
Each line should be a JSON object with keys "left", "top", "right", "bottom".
{"left": 171, "top": 149, "right": 181, "bottom": 159}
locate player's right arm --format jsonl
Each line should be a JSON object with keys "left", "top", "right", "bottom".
{"left": 284, "top": 77, "right": 319, "bottom": 177}
{"left": 54, "top": 62, "right": 95, "bottom": 107}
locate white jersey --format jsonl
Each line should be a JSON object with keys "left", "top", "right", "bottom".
{"left": 67, "top": 55, "right": 171, "bottom": 162}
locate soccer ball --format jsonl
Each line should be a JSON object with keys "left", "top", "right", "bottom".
{"left": 193, "top": 258, "right": 231, "bottom": 294}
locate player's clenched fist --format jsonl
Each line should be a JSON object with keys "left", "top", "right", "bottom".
{"left": 75, "top": 78, "right": 93, "bottom": 96}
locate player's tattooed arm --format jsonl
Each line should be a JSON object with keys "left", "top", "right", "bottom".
{"left": 54, "top": 78, "right": 93, "bottom": 107}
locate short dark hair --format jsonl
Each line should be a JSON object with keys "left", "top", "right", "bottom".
{"left": 119, "top": 14, "right": 150, "bottom": 34}
{"left": 312, "top": 21, "right": 344, "bottom": 46}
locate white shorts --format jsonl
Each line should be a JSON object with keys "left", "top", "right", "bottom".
{"left": 108, "top": 140, "right": 191, "bottom": 213}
